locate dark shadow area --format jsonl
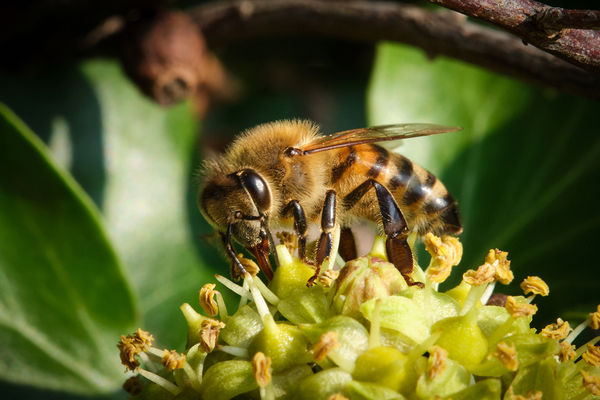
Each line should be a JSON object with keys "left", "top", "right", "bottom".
{"left": 438, "top": 90, "right": 600, "bottom": 328}
{"left": 0, "top": 381, "right": 126, "bottom": 400}
{"left": 0, "top": 63, "right": 106, "bottom": 209}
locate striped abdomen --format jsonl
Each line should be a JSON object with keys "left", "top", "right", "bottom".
{"left": 330, "top": 144, "right": 462, "bottom": 236}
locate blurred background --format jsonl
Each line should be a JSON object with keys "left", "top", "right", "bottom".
{"left": 0, "top": 0, "right": 598, "bottom": 398}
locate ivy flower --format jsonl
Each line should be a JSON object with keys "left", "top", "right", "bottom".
{"left": 118, "top": 235, "right": 600, "bottom": 400}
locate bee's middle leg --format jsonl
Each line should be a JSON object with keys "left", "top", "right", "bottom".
{"left": 344, "top": 179, "right": 419, "bottom": 286}
{"left": 307, "top": 190, "right": 338, "bottom": 287}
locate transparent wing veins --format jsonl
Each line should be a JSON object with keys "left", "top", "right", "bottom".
{"left": 300, "top": 123, "right": 461, "bottom": 155}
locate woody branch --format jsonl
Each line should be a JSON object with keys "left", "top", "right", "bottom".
{"left": 189, "top": 0, "right": 600, "bottom": 99}
{"left": 428, "top": 0, "right": 600, "bottom": 72}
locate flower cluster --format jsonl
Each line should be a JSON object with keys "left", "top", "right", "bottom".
{"left": 118, "top": 234, "right": 600, "bottom": 400}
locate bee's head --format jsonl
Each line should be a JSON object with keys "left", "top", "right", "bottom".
{"left": 199, "top": 168, "right": 272, "bottom": 248}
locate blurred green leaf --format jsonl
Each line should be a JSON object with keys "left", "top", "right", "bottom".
{"left": 0, "top": 104, "right": 137, "bottom": 394}
{"left": 0, "top": 59, "right": 222, "bottom": 349}
{"left": 368, "top": 43, "right": 600, "bottom": 325}
{"left": 77, "top": 61, "right": 220, "bottom": 348}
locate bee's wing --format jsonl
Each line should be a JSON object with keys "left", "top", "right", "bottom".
{"left": 300, "top": 123, "right": 461, "bottom": 155}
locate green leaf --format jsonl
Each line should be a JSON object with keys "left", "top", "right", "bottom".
{"left": 368, "top": 43, "right": 600, "bottom": 324}
{"left": 0, "top": 60, "right": 223, "bottom": 349}
{"left": 77, "top": 61, "right": 220, "bottom": 348}
{"left": 0, "top": 104, "right": 137, "bottom": 394}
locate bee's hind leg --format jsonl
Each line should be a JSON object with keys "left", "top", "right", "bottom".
{"left": 338, "top": 227, "right": 357, "bottom": 262}
{"left": 308, "top": 190, "right": 338, "bottom": 287}
{"left": 344, "top": 179, "right": 420, "bottom": 286}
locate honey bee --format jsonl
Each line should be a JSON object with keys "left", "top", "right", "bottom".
{"left": 199, "top": 120, "right": 462, "bottom": 286}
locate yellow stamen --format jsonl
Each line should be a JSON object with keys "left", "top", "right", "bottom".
{"left": 520, "top": 276, "right": 549, "bottom": 297}
{"left": 540, "top": 318, "right": 572, "bottom": 340}
{"left": 117, "top": 328, "right": 154, "bottom": 371}
{"left": 590, "top": 305, "right": 600, "bottom": 330}
{"left": 199, "top": 319, "right": 226, "bottom": 353}
{"left": 161, "top": 349, "right": 186, "bottom": 371}
{"left": 313, "top": 331, "right": 340, "bottom": 363}
{"left": 463, "top": 263, "right": 496, "bottom": 286}
{"left": 199, "top": 283, "right": 219, "bottom": 317}
{"left": 581, "top": 370, "right": 600, "bottom": 396}
{"left": 493, "top": 341, "right": 518, "bottom": 371}
{"left": 505, "top": 296, "right": 538, "bottom": 318}
{"left": 425, "top": 233, "right": 462, "bottom": 283}
{"left": 238, "top": 253, "right": 260, "bottom": 277}
{"left": 487, "top": 249, "right": 513, "bottom": 285}
{"left": 558, "top": 341, "right": 576, "bottom": 362}
{"left": 427, "top": 262, "right": 453, "bottom": 284}
{"left": 582, "top": 344, "right": 600, "bottom": 367}
{"left": 427, "top": 345, "right": 448, "bottom": 380}
{"left": 252, "top": 352, "right": 272, "bottom": 387}
{"left": 319, "top": 269, "right": 339, "bottom": 287}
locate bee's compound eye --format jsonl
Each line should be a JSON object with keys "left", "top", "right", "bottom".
{"left": 238, "top": 169, "right": 271, "bottom": 212}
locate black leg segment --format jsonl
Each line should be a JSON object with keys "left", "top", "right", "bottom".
{"left": 344, "top": 179, "right": 418, "bottom": 285}
{"left": 338, "top": 227, "right": 357, "bottom": 261}
{"left": 222, "top": 224, "right": 247, "bottom": 280}
{"left": 308, "top": 190, "right": 337, "bottom": 286}
{"left": 283, "top": 200, "right": 308, "bottom": 261}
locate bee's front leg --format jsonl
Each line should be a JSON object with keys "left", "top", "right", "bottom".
{"left": 220, "top": 224, "right": 248, "bottom": 280}
{"left": 308, "top": 190, "right": 338, "bottom": 287}
{"left": 247, "top": 235, "right": 274, "bottom": 281}
{"left": 282, "top": 200, "right": 308, "bottom": 263}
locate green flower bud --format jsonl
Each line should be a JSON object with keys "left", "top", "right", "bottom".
{"left": 277, "top": 287, "right": 331, "bottom": 324}
{"left": 446, "top": 379, "right": 502, "bottom": 400}
{"left": 353, "top": 346, "right": 417, "bottom": 394}
{"left": 333, "top": 256, "right": 408, "bottom": 320}
{"left": 179, "top": 303, "right": 207, "bottom": 348}
{"left": 272, "top": 365, "right": 314, "bottom": 399}
{"left": 509, "top": 357, "right": 558, "bottom": 399}
{"left": 476, "top": 305, "right": 529, "bottom": 338}
{"left": 301, "top": 315, "right": 369, "bottom": 372}
{"left": 269, "top": 245, "right": 316, "bottom": 298}
{"left": 432, "top": 314, "right": 488, "bottom": 371}
{"left": 506, "top": 333, "right": 559, "bottom": 369}
{"left": 248, "top": 314, "right": 312, "bottom": 372}
{"left": 199, "top": 360, "right": 258, "bottom": 400}
{"left": 220, "top": 304, "right": 263, "bottom": 347}
{"left": 415, "top": 347, "right": 470, "bottom": 398}
{"left": 361, "top": 296, "right": 429, "bottom": 346}
{"left": 346, "top": 380, "right": 405, "bottom": 400}
{"left": 400, "top": 285, "right": 460, "bottom": 326}
{"left": 294, "top": 368, "right": 353, "bottom": 400}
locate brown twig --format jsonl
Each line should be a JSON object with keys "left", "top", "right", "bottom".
{"left": 429, "top": 0, "right": 600, "bottom": 73}
{"left": 535, "top": 8, "right": 600, "bottom": 32}
{"left": 188, "top": 0, "right": 600, "bottom": 99}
